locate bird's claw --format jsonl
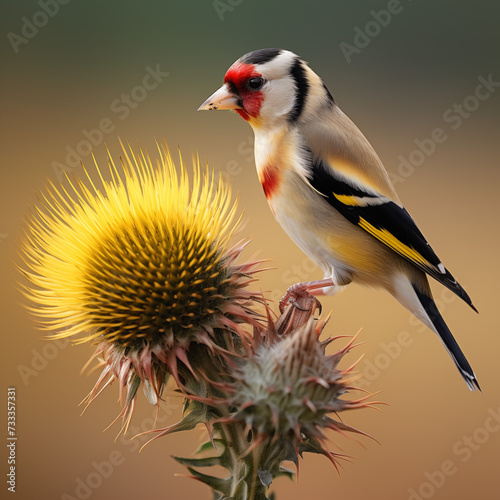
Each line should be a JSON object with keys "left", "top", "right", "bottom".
{"left": 279, "top": 283, "right": 322, "bottom": 316}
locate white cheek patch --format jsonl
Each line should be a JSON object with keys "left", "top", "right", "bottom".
{"left": 260, "top": 78, "right": 296, "bottom": 119}
{"left": 256, "top": 50, "right": 301, "bottom": 121}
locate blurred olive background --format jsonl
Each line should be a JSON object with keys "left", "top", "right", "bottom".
{"left": 1, "top": 1, "right": 500, "bottom": 499}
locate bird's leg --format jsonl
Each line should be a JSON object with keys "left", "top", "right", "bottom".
{"left": 279, "top": 278, "right": 335, "bottom": 314}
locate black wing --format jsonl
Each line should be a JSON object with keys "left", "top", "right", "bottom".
{"left": 309, "top": 159, "right": 476, "bottom": 311}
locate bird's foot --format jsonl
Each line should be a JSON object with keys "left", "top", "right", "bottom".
{"left": 279, "top": 278, "right": 335, "bottom": 315}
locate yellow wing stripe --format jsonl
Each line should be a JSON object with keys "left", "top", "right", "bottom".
{"left": 333, "top": 192, "right": 388, "bottom": 207}
{"left": 358, "top": 217, "right": 431, "bottom": 267}
{"left": 333, "top": 193, "right": 362, "bottom": 206}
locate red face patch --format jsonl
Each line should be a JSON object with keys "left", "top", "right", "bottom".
{"left": 224, "top": 63, "right": 264, "bottom": 121}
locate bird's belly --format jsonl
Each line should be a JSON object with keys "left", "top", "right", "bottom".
{"left": 268, "top": 173, "right": 397, "bottom": 287}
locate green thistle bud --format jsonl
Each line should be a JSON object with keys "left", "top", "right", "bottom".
{"left": 231, "top": 313, "right": 375, "bottom": 469}
{"left": 157, "top": 301, "right": 379, "bottom": 499}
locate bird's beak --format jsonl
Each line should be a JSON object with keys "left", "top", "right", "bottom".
{"left": 197, "top": 83, "right": 242, "bottom": 111}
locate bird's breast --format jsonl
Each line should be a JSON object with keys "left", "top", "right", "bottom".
{"left": 258, "top": 163, "right": 281, "bottom": 201}
{"left": 253, "top": 125, "right": 305, "bottom": 203}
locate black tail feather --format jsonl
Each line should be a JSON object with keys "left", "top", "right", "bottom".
{"left": 439, "top": 268, "right": 478, "bottom": 313}
{"left": 413, "top": 286, "right": 480, "bottom": 391}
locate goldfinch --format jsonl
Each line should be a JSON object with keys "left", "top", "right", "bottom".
{"left": 198, "top": 48, "right": 479, "bottom": 391}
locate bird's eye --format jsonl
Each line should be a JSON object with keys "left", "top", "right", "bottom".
{"left": 247, "top": 77, "right": 264, "bottom": 91}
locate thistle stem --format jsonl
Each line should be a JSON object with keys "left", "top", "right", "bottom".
{"left": 209, "top": 418, "right": 271, "bottom": 499}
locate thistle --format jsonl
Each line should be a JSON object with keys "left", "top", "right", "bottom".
{"left": 19, "top": 143, "right": 262, "bottom": 431}
{"left": 165, "top": 298, "right": 377, "bottom": 499}
{"left": 19, "top": 144, "right": 379, "bottom": 499}
{"left": 232, "top": 315, "right": 370, "bottom": 464}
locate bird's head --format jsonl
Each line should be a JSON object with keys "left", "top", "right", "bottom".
{"left": 198, "top": 48, "right": 333, "bottom": 128}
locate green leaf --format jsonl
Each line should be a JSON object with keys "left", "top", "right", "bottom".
{"left": 299, "top": 437, "right": 324, "bottom": 455}
{"left": 173, "top": 455, "right": 223, "bottom": 468}
{"left": 186, "top": 466, "right": 231, "bottom": 496}
{"left": 275, "top": 466, "right": 295, "bottom": 482}
{"left": 166, "top": 409, "right": 203, "bottom": 435}
{"left": 196, "top": 439, "right": 226, "bottom": 454}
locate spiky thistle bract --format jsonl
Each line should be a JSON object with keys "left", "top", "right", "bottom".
{"left": 19, "top": 142, "right": 262, "bottom": 431}
{"left": 230, "top": 314, "right": 374, "bottom": 468}
{"left": 144, "top": 298, "right": 379, "bottom": 498}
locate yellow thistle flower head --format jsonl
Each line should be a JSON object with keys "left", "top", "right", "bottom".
{"left": 19, "top": 142, "right": 262, "bottom": 430}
